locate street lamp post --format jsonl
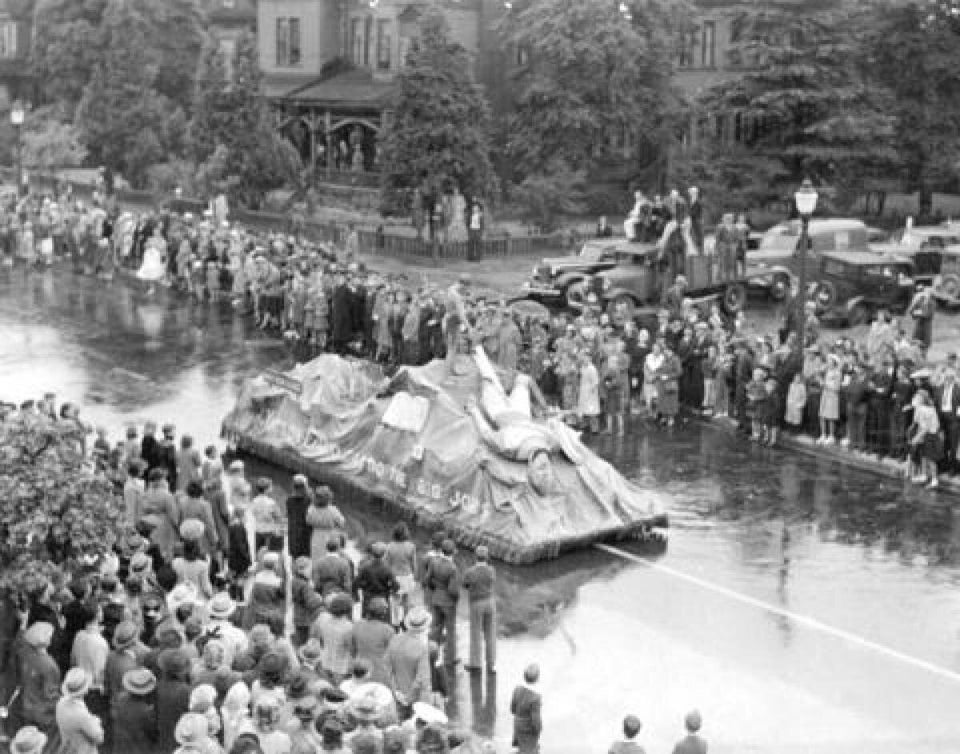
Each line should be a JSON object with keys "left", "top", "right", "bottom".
{"left": 794, "top": 178, "right": 819, "bottom": 348}
{"left": 10, "top": 102, "right": 24, "bottom": 200}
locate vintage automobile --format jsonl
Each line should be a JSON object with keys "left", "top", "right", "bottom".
{"left": 521, "top": 239, "right": 623, "bottom": 308}
{"left": 746, "top": 218, "right": 871, "bottom": 301}
{"left": 589, "top": 243, "right": 750, "bottom": 318}
{"left": 810, "top": 251, "right": 915, "bottom": 325}
{"left": 931, "top": 245, "right": 960, "bottom": 305}
{"left": 871, "top": 222, "right": 960, "bottom": 285}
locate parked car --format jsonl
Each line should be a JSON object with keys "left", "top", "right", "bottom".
{"left": 931, "top": 245, "right": 960, "bottom": 306}
{"left": 810, "top": 251, "right": 915, "bottom": 325}
{"left": 871, "top": 222, "right": 960, "bottom": 284}
{"left": 521, "top": 239, "right": 623, "bottom": 307}
{"left": 746, "top": 218, "right": 871, "bottom": 301}
{"left": 589, "top": 243, "right": 749, "bottom": 319}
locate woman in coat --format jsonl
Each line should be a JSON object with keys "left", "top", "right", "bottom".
{"left": 576, "top": 352, "right": 600, "bottom": 433}
{"left": 140, "top": 468, "right": 180, "bottom": 560}
{"left": 306, "top": 486, "right": 346, "bottom": 563}
{"left": 56, "top": 668, "right": 105, "bottom": 754}
{"left": 112, "top": 668, "right": 160, "bottom": 754}
{"left": 657, "top": 346, "right": 682, "bottom": 427}
{"left": 14, "top": 622, "right": 61, "bottom": 738}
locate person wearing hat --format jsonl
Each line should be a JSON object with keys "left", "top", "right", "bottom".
{"left": 607, "top": 714, "right": 644, "bottom": 754}
{"left": 113, "top": 668, "right": 160, "bottom": 754}
{"left": 254, "top": 695, "right": 292, "bottom": 754}
{"left": 349, "top": 596, "right": 395, "bottom": 685}
{"left": 140, "top": 466, "right": 179, "bottom": 560}
{"left": 157, "top": 424, "right": 178, "bottom": 492}
{"left": 15, "top": 621, "right": 60, "bottom": 736}
{"left": 156, "top": 649, "right": 192, "bottom": 752}
{"left": 292, "top": 556, "right": 324, "bottom": 647}
{"left": 510, "top": 664, "right": 542, "bottom": 754}
{"left": 307, "top": 487, "right": 346, "bottom": 573}
{"left": 462, "top": 545, "right": 497, "bottom": 674}
{"left": 174, "top": 711, "right": 214, "bottom": 754}
{"left": 123, "top": 457, "right": 147, "bottom": 527}
{"left": 354, "top": 542, "right": 399, "bottom": 619}
{"left": 104, "top": 620, "right": 142, "bottom": 704}
{"left": 297, "top": 638, "right": 324, "bottom": 683}
{"left": 424, "top": 539, "right": 461, "bottom": 666}
{"left": 56, "top": 668, "right": 104, "bottom": 754}
{"left": 385, "top": 607, "right": 432, "bottom": 712}
{"left": 346, "top": 694, "right": 384, "bottom": 750}
{"left": 286, "top": 474, "right": 314, "bottom": 559}
{"left": 672, "top": 709, "right": 707, "bottom": 754}
{"left": 179, "top": 481, "right": 219, "bottom": 558}
{"left": 9, "top": 725, "right": 47, "bottom": 754}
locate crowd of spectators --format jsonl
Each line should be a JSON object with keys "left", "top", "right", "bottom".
{"left": 0, "top": 401, "right": 707, "bottom": 754}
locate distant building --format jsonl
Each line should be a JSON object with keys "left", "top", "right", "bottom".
{"left": 0, "top": 0, "right": 35, "bottom": 103}
{"left": 259, "top": 0, "right": 510, "bottom": 177}
{"left": 202, "top": 0, "right": 257, "bottom": 77}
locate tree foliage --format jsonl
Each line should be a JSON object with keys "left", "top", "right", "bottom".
{"left": 75, "top": 0, "right": 185, "bottom": 188}
{"left": 698, "top": 3, "right": 898, "bottom": 203}
{"left": 502, "top": 0, "right": 682, "bottom": 179}
{"left": 0, "top": 416, "right": 126, "bottom": 595}
{"left": 510, "top": 160, "right": 588, "bottom": 232}
{"left": 863, "top": 0, "right": 960, "bottom": 214}
{"left": 379, "top": 8, "right": 499, "bottom": 212}
{"left": 30, "top": 0, "right": 109, "bottom": 109}
{"left": 21, "top": 107, "right": 88, "bottom": 173}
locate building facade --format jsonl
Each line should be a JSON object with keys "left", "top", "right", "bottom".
{"left": 203, "top": 0, "right": 258, "bottom": 78}
{"left": 0, "top": 0, "right": 35, "bottom": 104}
{"left": 259, "top": 0, "right": 509, "bottom": 179}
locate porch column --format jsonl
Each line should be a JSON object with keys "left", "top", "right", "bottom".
{"left": 325, "top": 110, "right": 333, "bottom": 175}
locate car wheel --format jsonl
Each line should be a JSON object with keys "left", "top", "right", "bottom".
{"left": 848, "top": 303, "right": 871, "bottom": 326}
{"left": 814, "top": 281, "right": 838, "bottom": 309}
{"left": 722, "top": 283, "right": 747, "bottom": 314}
{"left": 769, "top": 273, "right": 791, "bottom": 302}
{"left": 940, "top": 274, "right": 960, "bottom": 299}
{"left": 564, "top": 281, "right": 586, "bottom": 309}
{"left": 609, "top": 294, "right": 636, "bottom": 320}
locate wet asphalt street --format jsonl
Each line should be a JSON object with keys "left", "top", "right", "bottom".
{"left": 3, "top": 266, "right": 960, "bottom": 753}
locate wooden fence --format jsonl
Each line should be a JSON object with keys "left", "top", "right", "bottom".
{"left": 357, "top": 230, "right": 560, "bottom": 260}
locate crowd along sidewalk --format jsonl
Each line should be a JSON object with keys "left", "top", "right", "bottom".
{"left": 693, "top": 412, "right": 960, "bottom": 496}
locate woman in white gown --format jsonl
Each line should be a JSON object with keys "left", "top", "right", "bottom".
{"left": 136, "top": 227, "right": 167, "bottom": 294}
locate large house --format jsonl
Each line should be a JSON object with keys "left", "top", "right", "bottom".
{"left": 203, "top": 0, "right": 258, "bottom": 77}
{"left": 258, "top": 0, "right": 510, "bottom": 178}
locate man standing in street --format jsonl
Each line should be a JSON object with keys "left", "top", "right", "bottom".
{"left": 510, "top": 663, "right": 543, "bottom": 754}
{"left": 426, "top": 539, "right": 460, "bottom": 667}
{"left": 462, "top": 545, "right": 496, "bottom": 674}
{"left": 353, "top": 541, "right": 399, "bottom": 618}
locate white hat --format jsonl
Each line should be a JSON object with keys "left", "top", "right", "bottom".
{"left": 412, "top": 701, "right": 448, "bottom": 725}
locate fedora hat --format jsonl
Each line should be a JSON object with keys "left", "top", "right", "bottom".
{"left": 112, "top": 620, "right": 139, "bottom": 650}
{"left": 22, "top": 621, "right": 54, "bottom": 648}
{"left": 175, "top": 712, "right": 209, "bottom": 746}
{"left": 412, "top": 701, "right": 448, "bottom": 726}
{"left": 122, "top": 667, "right": 157, "bottom": 696}
{"left": 179, "top": 518, "right": 205, "bottom": 542}
{"left": 10, "top": 726, "right": 47, "bottom": 754}
{"left": 298, "top": 638, "right": 323, "bottom": 665}
{"left": 129, "top": 551, "right": 151, "bottom": 573}
{"left": 405, "top": 606, "right": 432, "bottom": 633}
{"left": 349, "top": 694, "right": 381, "bottom": 723}
{"left": 158, "top": 648, "right": 191, "bottom": 679}
{"left": 62, "top": 667, "right": 92, "bottom": 698}
{"left": 208, "top": 592, "right": 237, "bottom": 620}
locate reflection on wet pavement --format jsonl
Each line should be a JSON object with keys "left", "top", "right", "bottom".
{"left": 3, "top": 269, "right": 960, "bottom": 753}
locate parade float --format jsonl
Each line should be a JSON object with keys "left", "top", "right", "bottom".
{"left": 222, "top": 349, "right": 667, "bottom": 564}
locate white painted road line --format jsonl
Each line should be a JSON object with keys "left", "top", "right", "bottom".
{"left": 596, "top": 543, "right": 960, "bottom": 686}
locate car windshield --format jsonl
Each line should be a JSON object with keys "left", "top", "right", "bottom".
{"left": 758, "top": 225, "right": 799, "bottom": 252}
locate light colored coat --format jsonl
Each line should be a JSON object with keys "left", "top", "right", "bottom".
{"left": 56, "top": 696, "right": 104, "bottom": 754}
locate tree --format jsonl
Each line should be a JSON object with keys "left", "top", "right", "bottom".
{"left": 30, "top": 0, "right": 109, "bottom": 109}
{"left": 149, "top": 0, "right": 208, "bottom": 115}
{"left": 75, "top": 0, "right": 184, "bottom": 187}
{"left": 187, "top": 41, "right": 232, "bottom": 163}
{"left": 21, "top": 107, "right": 88, "bottom": 175}
{"left": 502, "top": 0, "right": 682, "bottom": 179}
{"left": 0, "top": 415, "right": 126, "bottom": 596}
{"left": 699, "top": 2, "right": 898, "bottom": 204}
{"left": 510, "top": 160, "right": 588, "bottom": 232}
{"left": 864, "top": 0, "right": 960, "bottom": 217}
{"left": 379, "top": 7, "right": 498, "bottom": 217}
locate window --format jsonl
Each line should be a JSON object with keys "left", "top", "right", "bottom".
{"left": 677, "top": 30, "right": 696, "bottom": 68}
{"left": 275, "top": 17, "right": 301, "bottom": 66}
{"left": 352, "top": 19, "right": 364, "bottom": 65}
{"left": 376, "top": 20, "right": 391, "bottom": 70}
{"left": 701, "top": 21, "right": 716, "bottom": 67}
{"left": 364, "top": 16, "right": 373, "bottom": 66}
{"left": 0, "top": 21, "right": 16, "bottom": 59}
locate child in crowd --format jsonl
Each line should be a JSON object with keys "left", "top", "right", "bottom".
{"left": 745, "top": 367, "right": 768, "bottom": 442}
{"left": 785, "top": 372, "right": 807, "bottom": 432}
{"left": 761, "top": 377, "right": 780, "bottom": 446}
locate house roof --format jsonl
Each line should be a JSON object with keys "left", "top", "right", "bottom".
{"left": 277, "top": 69, "right": 396, "bottom": 109}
